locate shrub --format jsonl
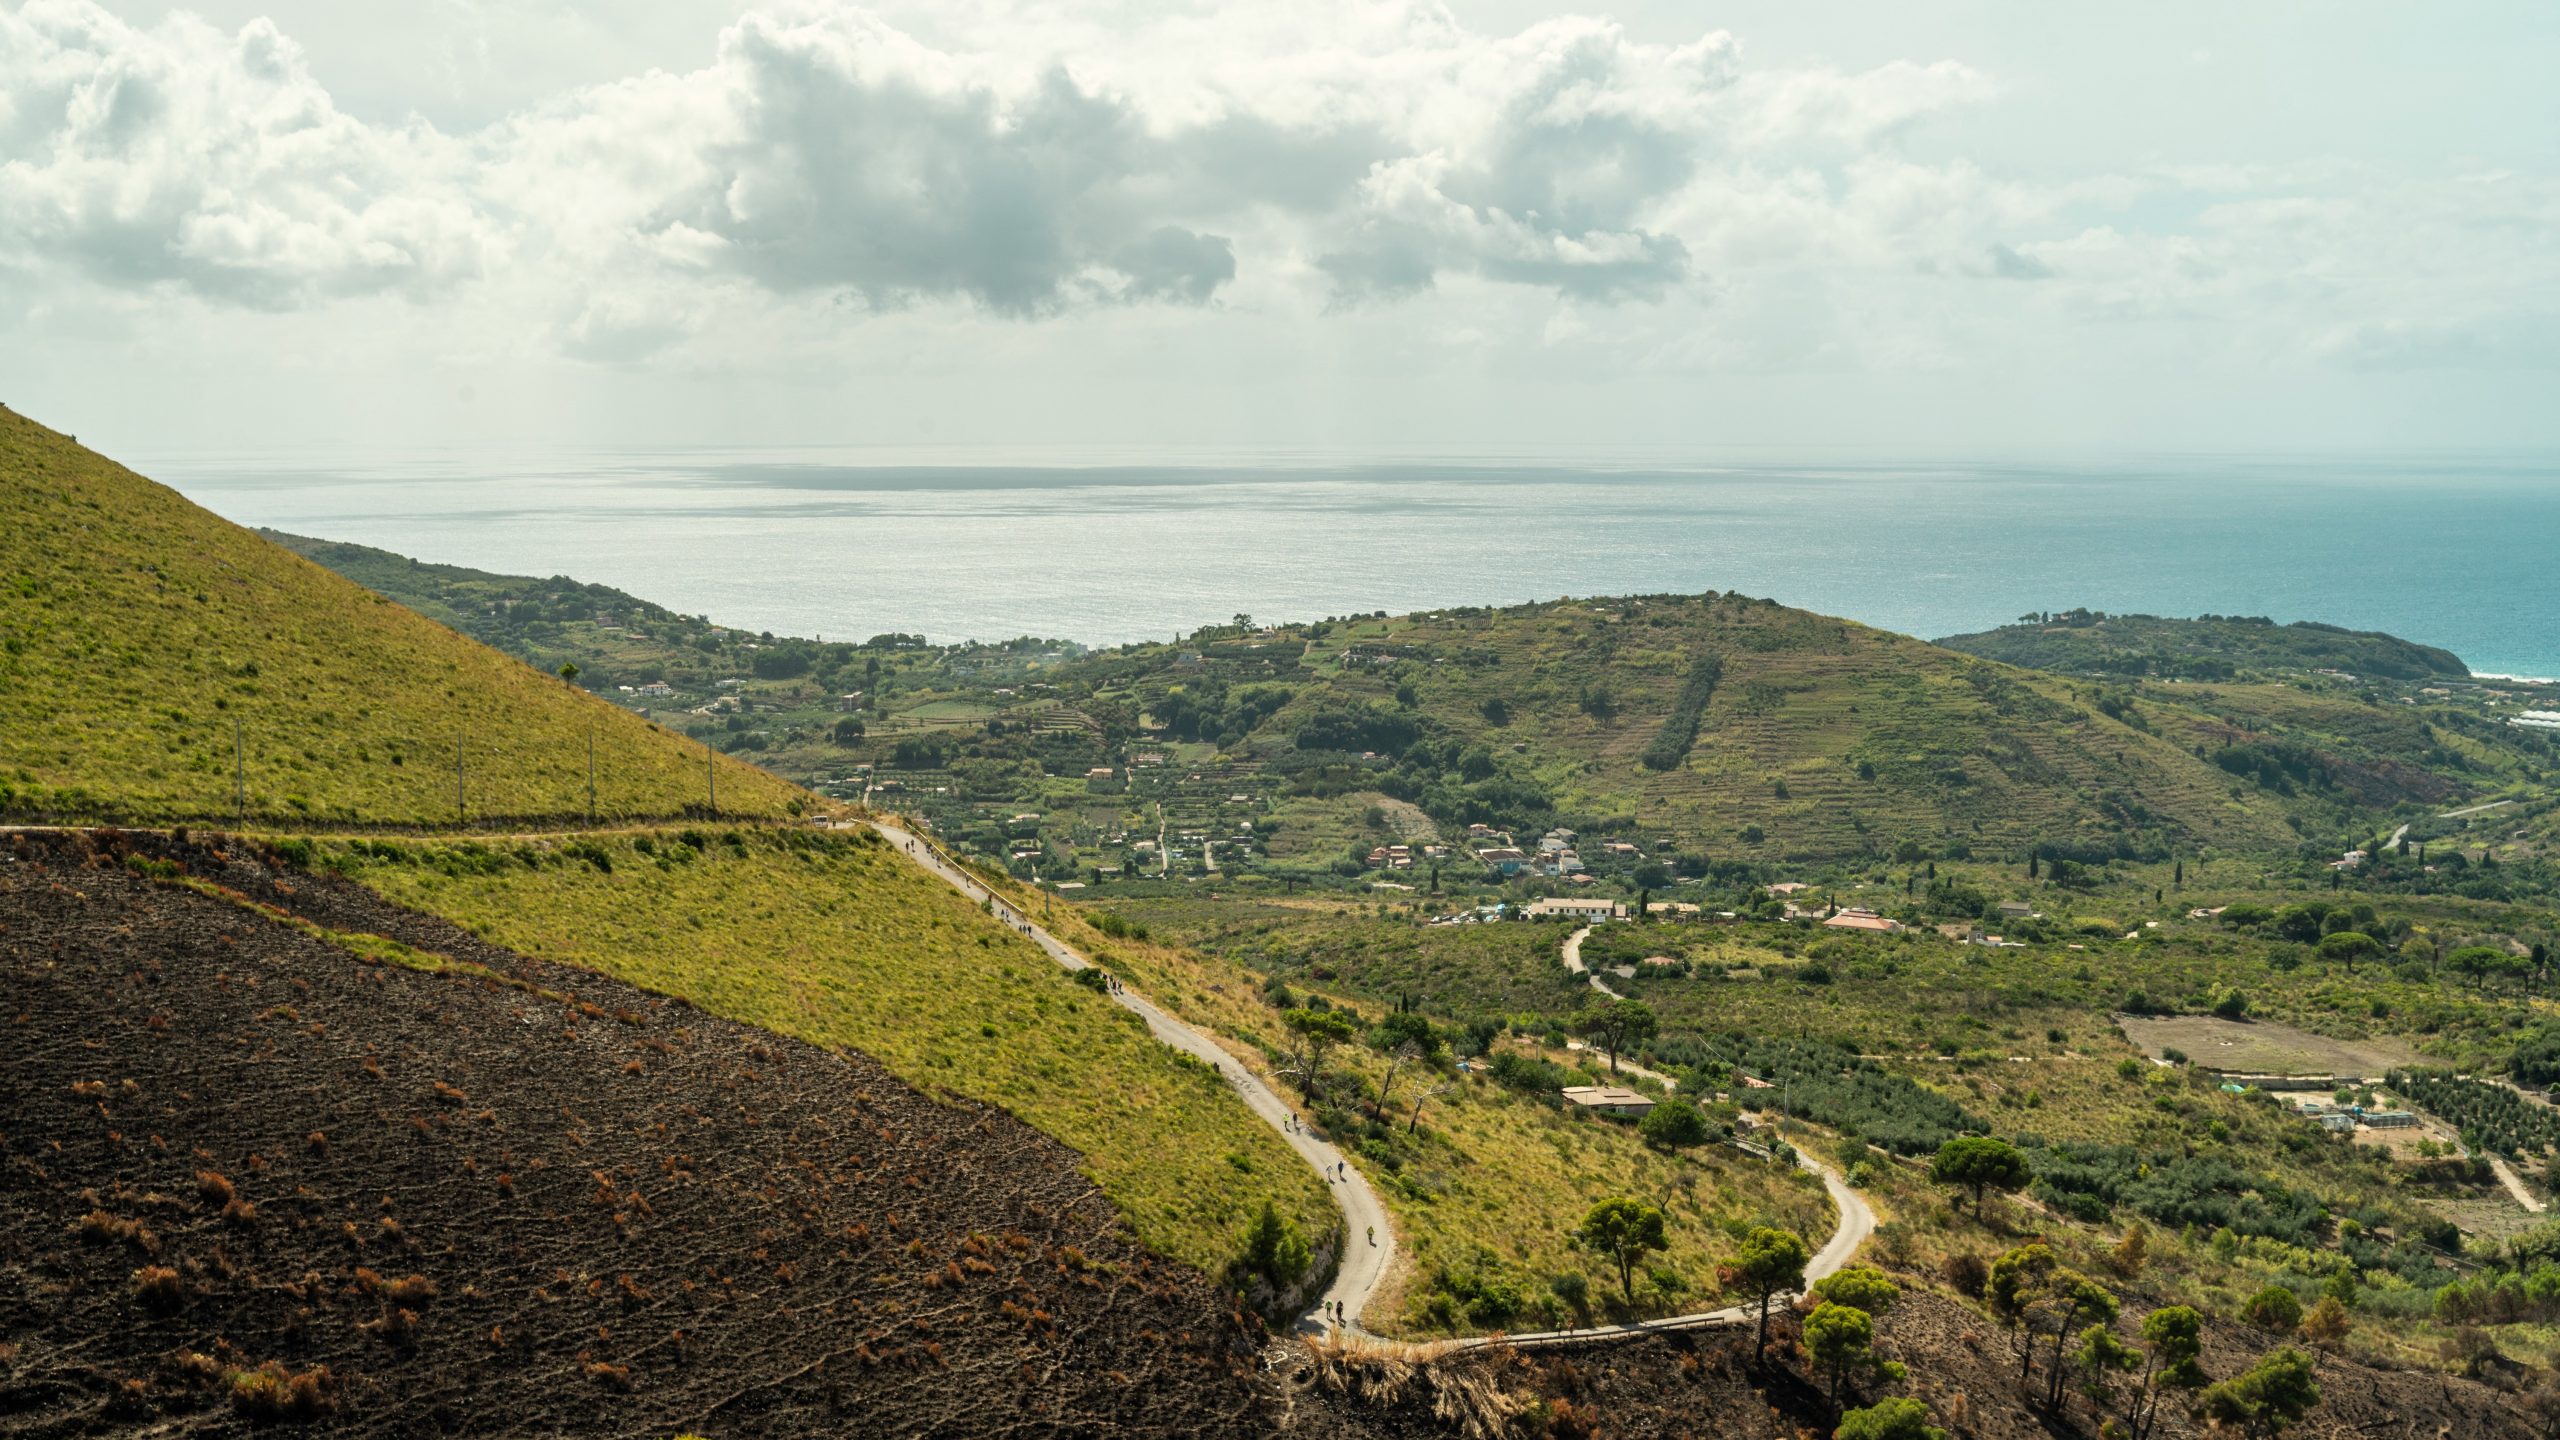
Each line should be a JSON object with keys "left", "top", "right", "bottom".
{"left": 228, "top": 1362, "right": 333, "bottom": 1420}
{"left": 195, "top": 1170, "right": 235, "bottom": 1207}
{"left": 1551, "top": 1271, "right": 1591, "bottom": 1313}
{"left": 2242, "top": 1285, "right": 2304, "bottom": 1331}
{"left": 74, "top": 1211, "right": 157, "bottom": 1253}
{"left": 1233, "top": 1202, "right": 1311, "bottom": 1294}
{"left": 1834, "top": 1396, "right": 1947, "bottom": 1440}
{"left": 1638, "top": 1099, "right": 1711, "bottom": 1149}
{"left": 1941, "top": 1251, "right": 1990, "bottom": 1297}
{"left": 132, "top": 1265, "right": 184, "bottom": 1310}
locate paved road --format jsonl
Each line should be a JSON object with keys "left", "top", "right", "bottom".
{"left": 2442, "top": 799, "right": 2516, "bottom": 819}
{"left": 867, "top": 819, "right": 1394, "bottom": 1338}
{"left": 1559, "top": 923, "right": 1626, "bottom": 1000}
{"left": 1556, "top": 925, "right": 1682, "bottom": 1090}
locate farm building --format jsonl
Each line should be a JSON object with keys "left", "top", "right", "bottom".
{"left": 1524, "top": 897, "right": 1626, "bottom": 922}
{"left": 1823, "top": 908, "right": 1903, "bottom": 934}
{"left": 1561, "top": 1085, "right": 1656, "bottom": 1119}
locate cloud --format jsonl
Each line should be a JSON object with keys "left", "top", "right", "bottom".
{"left": 0, "top": 1, "right": 500, "bottom": 308}
{"left": 1985, "top": 243, "right": 2053, "bottom": 280}
{"left": 6, "top": 0, "right": 2544, "bottom": 412}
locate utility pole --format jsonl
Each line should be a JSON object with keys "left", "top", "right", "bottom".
{"left": 587, "top": 725, "right": 597, "bottom": 826}
{"left": 233, "top": 716, "right": 246, "bottom": 820}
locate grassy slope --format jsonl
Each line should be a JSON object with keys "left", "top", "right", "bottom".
{"left": 326, "top": 828, "right": 1334, "bottom": 1275}
{"left": 0, "top": 410, "right": 798, "bottom": 823}
{"left": 1290, "top": 595, "right": 2297, "bottom": 860}
{"left": 1936, "top": 612, "right": 2471, "bottom": 681}
{"left": 275, "top": 529, "right": 2534, "bottom": 864}
{"left": 900, "top": 871, "right": 1833, "bottom": 1336}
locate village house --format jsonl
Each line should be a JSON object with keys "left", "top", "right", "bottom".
{"left": 1996, "top": 900, "right": 2036, "bottom": 920}
{"left": 1823, "top": 908, "right": 1904, "bottom": 934}
{"left": 1602, "top": 841, "right": 1642, "bottom": 858}
{"left": 1560, "top": 1085, "right": 1656, "bottom": 1120}
{"left": 1524, "top": 897, "right": 1626, "bottom": 922}
{"left": 1645, "top": 901, "right": 1701, "bottom": 919}
{"left": 1477, "top": 846, "right": 1528, "bottom": 876}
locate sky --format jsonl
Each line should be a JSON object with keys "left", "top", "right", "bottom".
{"left": 4, "top": 0, "right": 2556, "bottom": 459}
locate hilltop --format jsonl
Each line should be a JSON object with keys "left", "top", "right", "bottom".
{"left": 1936, "top": 609, "right": 2471, "bottom": 682}
{"left": 0, "top": 411, "right": 802, "bottom": 825}
{"left": 268, "top": 537, "right": 2335, "bottom": 865}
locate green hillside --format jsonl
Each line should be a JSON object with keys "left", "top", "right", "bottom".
{"left": 0, "top": 410, "right": 803, "bottom": 824}
{"left": 1937, "top": 609, "right": 2471, "bottom": 681}
{"left": 270, "top": 522, "right": 2530, "bottom": 866}
{"left": 1247, "top": 593, "right": 2300, "bottom": 863}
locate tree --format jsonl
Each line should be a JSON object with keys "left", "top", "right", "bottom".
{"left": 831, "top": 716, "right": 867, "bottom": 745}
{"left": 2131, "top": 1306, "right": 2206, "bottom": 1440}
{"left": 2316, "top": 931, "right": 2379, "bottom": 972}
{"left": 1805, "top": 1301, "right": 1877, "bottom": 1404}
{"left": 1283, "top": 1008, "right": 1360, "bottom": 1098}
{"left": 1638, "top": 1098, "right": 1711, "bottom": 1149}
{"left": 1371, "top": 1041, "right": 1424, "bottom": 1123}
{"left": 2074, "top": 1323, "right": 2139, "bottom": 1410}
{"left": 1570, "top": 999, "right": 1658, "bottom": 1075}
{"left": 1987, "top": 1243, "right": 2057, "bottom": 1385}
{"left": 1833, "top": 1397, "right": 1946, "bottom": 1440}
{"left": 1930, "top": 1136, "right": 2031, "bottom": 1216}
{"left": 2450, "top": 945, "right": 2512, "bottom": 990}
{"left": 1575, "top": 1197, "right": 1668, "bottom": 1305}
{"left": 1234, "top": 1201, "right": 1310, "bottom": 1292}
{"left": 2106, "top": 1221, "right": 2150, "bottom": 1280}
{"left": 1812, "top": 1266, "right": 1900, "bottom": 1316}
{"left": 2040, "top": 1273, "right": 2120, "bottom": 1407}
{"left": 2242, "top": 1285, "right": 2303, "bottom": 1332}
{"left": 2197, "top": 1347, "right": 2319, "bottom": 1439}
{"left": 1722, "top": 1225, "right": 1810, "bottom": 1363}
{"left": 2299, "top": 1295, "right": 2350, "bottom": 1348}
{"left": 556, "top": 661, "right": 580, "bottom": 682}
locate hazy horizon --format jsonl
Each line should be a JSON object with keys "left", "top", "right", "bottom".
{"left": 145, "top": 446, "right": 2560, "bottom": 679}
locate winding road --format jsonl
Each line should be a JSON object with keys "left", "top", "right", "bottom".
{"left": 868, "top": 825, "right": 1874, "bottom": 1349}
{"left": 868, "top": 819, "right": 1393, "bottom": 1337}
{"left": 1560, "top": 922, "right": 1626, "bottom": 1000}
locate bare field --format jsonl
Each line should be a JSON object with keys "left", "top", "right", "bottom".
{"left": 2115, "top": 1014, "right": 2419, "bottom": 1079}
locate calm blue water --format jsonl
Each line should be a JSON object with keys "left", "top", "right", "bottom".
{"left": 135, "top": 449, "right": 2560, "bottom": 677}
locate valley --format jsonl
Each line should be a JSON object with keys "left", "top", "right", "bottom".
{"left": 11, "top": 411, "right": 2560, "bottom": 1438}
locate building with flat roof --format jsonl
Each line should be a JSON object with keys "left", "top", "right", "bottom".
{"left": 1524, "top": 897, "right": 1626, "bottom": 921}
{"left": 1561, "top": 1085, "right": 1656, "bottom": 1119}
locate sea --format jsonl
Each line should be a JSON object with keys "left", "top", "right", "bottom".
{"left": 133, "top": 447, "right": 2560, "bottom": 680}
